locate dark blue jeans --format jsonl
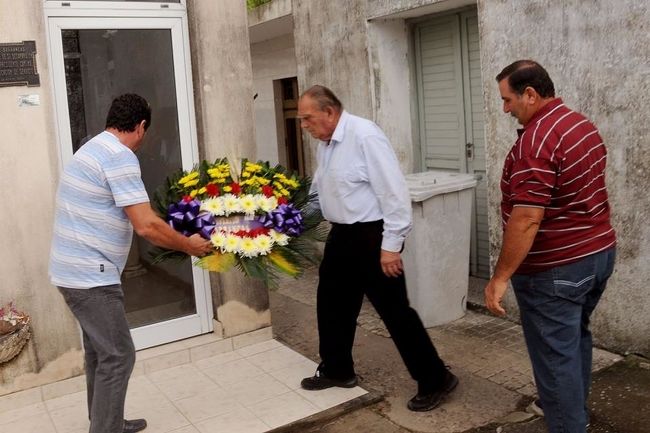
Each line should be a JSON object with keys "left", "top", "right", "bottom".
{"left": 512, "top": 248, "right": 615, "bottom": 433}
{"left": 58, "top": 285, "right": 136, "bottom": 433}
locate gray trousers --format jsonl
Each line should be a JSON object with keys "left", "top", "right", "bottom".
{"left": 58, "top": 284, "right": 135, "bottom": 433}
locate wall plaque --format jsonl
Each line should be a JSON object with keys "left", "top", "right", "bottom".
{"left": 0, "top": 41, "right": 40, "bottom": 87}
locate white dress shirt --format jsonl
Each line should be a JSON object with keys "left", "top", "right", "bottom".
{"left": 310, "top": 111, "right": 412, "bottom": 252}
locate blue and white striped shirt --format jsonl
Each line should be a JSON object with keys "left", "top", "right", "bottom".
{"left": 49, "top": 131, "right": 149, "bottom": 289}
{"left": 310, "top": 111, "right": 412, "bottom": 252}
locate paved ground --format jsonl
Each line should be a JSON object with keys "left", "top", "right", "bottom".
{"left": 270, "top": 266, "right": 648, "bottom": 433}
{"left": 0, "top": 336, "right": 368, "bottom": 433}
{"left": 4, "top": 265, "right": 645, "bottom": 433}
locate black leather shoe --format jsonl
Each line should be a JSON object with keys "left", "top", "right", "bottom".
{"left": 301, "top": 368, "right": 358, "bottom": 390}
{"left": 123, "top": 419, "right": 147, "bottom": 433}
{"left": 407, "top": 371, "right": 459, "bottom": 412}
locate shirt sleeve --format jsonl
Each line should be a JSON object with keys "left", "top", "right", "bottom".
{"left": 509, "top": 157, "right": 557, "bottom": 207}
{"left": 362, "top": 134, "right": 412, "bottom": 252}
{"left": 104, "top": 150, "right": 149, "bottom": 207}
{"left": 308, "top": 166, "right": 322, "bottom": 214}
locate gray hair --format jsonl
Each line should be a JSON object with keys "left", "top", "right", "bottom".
{"left": 301, "top": 85, "right": 343, "bottom": 112}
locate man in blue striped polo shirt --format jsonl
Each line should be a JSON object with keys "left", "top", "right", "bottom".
{"left": 49, "top": 94, "right": 212, "bottom": 433}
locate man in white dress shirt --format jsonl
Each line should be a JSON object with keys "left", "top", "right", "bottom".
{"left": 297, "top": 85, "right": 458, "bottom": 411}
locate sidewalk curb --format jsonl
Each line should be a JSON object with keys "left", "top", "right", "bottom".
{"left": 267, "top": 389, "right": 383, "bottom": 433}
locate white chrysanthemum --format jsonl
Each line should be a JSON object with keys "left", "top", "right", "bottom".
{"left": 258, "top": 195, "right": 278, "bottom": 212}
{"left": 223, "top": 233, "right": 241, "bottom": 253}
{"left": 269, "top": 229, "right": 290, "bottom": 246}
{"left": 239, "top": 237, "right": 259, "bottom": 258}
{"left": 222, "top": 194, "right": 242, "bottom": 216}
{"left": 211, "top": 231, "right": 226, "bottom": 251}
{"left": 254, "top": 234, "right": 273, "bottom": 256}
{"left": 240, "top": 194, "right": 258, "bottom": 215}
{"left": 201, "top": 197, "right": 225, "bottom": 216}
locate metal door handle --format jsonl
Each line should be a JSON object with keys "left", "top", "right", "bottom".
{"left": 466, "top": 142, "right": 474, "bottom": 160}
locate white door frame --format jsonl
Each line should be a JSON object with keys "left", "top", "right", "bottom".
{"left": 45, "top": 2, "right": 214, "bottom": 349}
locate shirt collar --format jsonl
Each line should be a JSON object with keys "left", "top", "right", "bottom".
{"left": 328, "top": 110, "right": 349, "bottom": 145}
{"left": 517, "top": 97, "right": 563, "bottom": 136}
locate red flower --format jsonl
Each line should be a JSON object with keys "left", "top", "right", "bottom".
{"left": 278, "top": 196, "right": 288, "bottom": 205}
{"left": 230, "top": 182, "right": 241, "bottom": 195}
{"left": 250, "top": 227, "right": 270, "bottom": 237}
{"left": 261, "top": 185, "right": 274, "bottom": 198}
{"left": 182, "top": 195, "right": 193, "bottom": 203}
{"left": 206, "top": 183, "right": 219, "bottom": 197}
{"left": 232, "top": 227, "right": 270, "bottom": 238}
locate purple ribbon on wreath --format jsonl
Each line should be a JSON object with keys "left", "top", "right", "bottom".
{"left": 257, "top": 203, "right": 304, "bottom": 237}
{"left": 167, "top": 199, "right": 216, "bottom": 240}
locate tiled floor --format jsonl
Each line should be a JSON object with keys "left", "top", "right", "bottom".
{"left": 0, "top": 339, "right": 367, "bottom": 433}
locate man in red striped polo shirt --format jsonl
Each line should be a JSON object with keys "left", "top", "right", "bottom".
{"left": 484, "top": 60, "right": 616, "bottom": 433}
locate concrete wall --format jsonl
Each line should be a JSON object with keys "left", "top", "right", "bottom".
{"left": 292, "top": 0, "right": 374, "bottom": 173}
{"left": 367, "top": 19, "right": 415, "bottom": 173}
{"left": 250, "top": 33, "right": 297, "bottom": 164}
{"left": 367, "top": 0, "right": 476, "bottom": 20}
{"left": 0, "top": 0, "right": 84, "bottom": 396}
{"left": 479, "top": 0, "right": 650, "bottom": 356}
{"left": 187, "top": 0, "right": 271, "bottom": 337}
{"left": 286, "top": 0, "right": 650, "bottom": 356}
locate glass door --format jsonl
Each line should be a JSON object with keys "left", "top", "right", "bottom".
{"left": 47, "top": 13, "right": 213, "bottom": 349}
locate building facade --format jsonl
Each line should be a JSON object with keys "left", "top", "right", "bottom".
{"left": 0, "top": 0, "right": 271, "bottom": 396}
{"left": 249, "top": 0, "right": 650, "bottom": 357}
{"left": 1, "top": 0, "right": 648, "bottom": 398}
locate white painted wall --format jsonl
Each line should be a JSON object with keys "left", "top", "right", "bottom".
{"left": 188, "top": 0, "right": 271, "bottom": 337}
{"left": 368, "top": 19, "right": 415, "bottom": 173}
{"left": 0, "top": 0, "right": 84, "bottom": 396}
{"left": 250, "top": 33, "right": 297, "bottom": 164}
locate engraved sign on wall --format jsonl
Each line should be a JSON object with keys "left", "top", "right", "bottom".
{"left": 0, "top": 41, "right": 40, "bottom": 87}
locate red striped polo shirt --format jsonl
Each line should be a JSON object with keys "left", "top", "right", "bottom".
{"left": 500, "top": 98, "right": 616, "bottom": 274}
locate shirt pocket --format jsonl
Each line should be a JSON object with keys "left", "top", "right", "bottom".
{"left": 328, "top": 165, "right": 367, "bottom": 196}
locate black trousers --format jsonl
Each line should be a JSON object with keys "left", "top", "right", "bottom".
{"left": 317, "top": 220, "right": 447, "bottom": 390}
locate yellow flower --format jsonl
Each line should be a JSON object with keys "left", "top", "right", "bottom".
{"left": 223, "top": 185, "right": 232, "bottom": 192}
{"left": 245, "top": 162, "right": 263, "bottom": 173}
{"left": 210, "top": 231, "right": 226, "bottom": 250}
{"left": 223, "top": 194, "right": 241, "bottom": 215}
{"left": 223, "top": 234, "right": 241, "bottom": 253}
{"left": 190, "top": 190, "right": 198, "bottom": 198}
{"left": 256, "top": 177, "right": 270, "bottom": 186}
{"left": 239, "top": 237, "right": 258, "bottom": 258}
{"left": 257, "top": 195, "right": 277, "bottom": 212}
{"left": 178, "top": 171, "right": 199, "bottom": 185}
{"left": 240, "top": 194, "right": 258, "bottom": 215}
{"left": 201, "top": 197, "right": 224, "bottom": 216}
{"left": 185, "top": 179, "right": 199, "bottom": 187}
{"left": 254, "top": 235, "right": 273, "bottom": 255}
{"left": 270, "top": 230, "right": 289, "bottom": 246}
{"left": 198, "top": 187, "right": 207, "bottom": 194}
